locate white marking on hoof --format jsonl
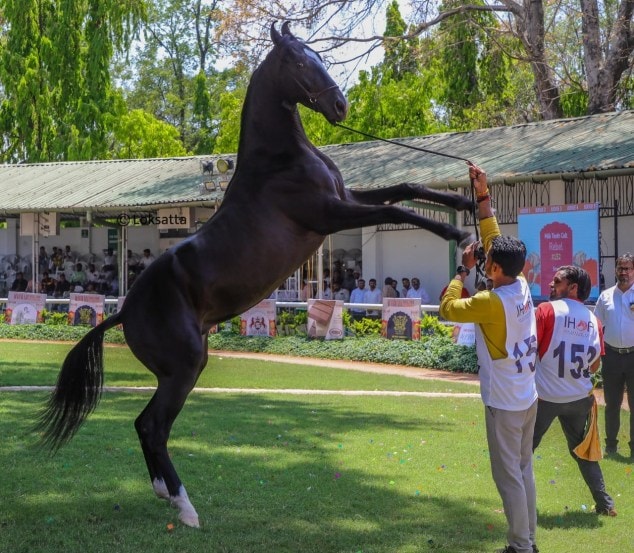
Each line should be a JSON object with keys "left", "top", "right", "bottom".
{"left": 171, "top": 485, "right": 200, "bottom": 528}
{"left": 152, "top": 478, "right": 170, "bottom": 499}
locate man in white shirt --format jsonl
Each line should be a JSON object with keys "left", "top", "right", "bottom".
{"left": 594, "top": 253, "right": 634, "bottom": 457}
{"left": 364, "top": 278, "right": 382, "bottom": 319}
{"left": 321, "top": 280, "right": 332, "bottom": 300}
{"left": 406, "top": 277, "right": 430, "bottom": 303}
{"left": 533, "top": 265, "right": 616, "bottom": 516}
{"left": 332, "top": 281, "right": 350, "bottom": 302}
{"left": 139, "top": 248, "right": 156, "bottom": 270}
{"left": 401, "top": 277, "right": 411, "bottom": 298}
{"left": 349, "top": 278, "right": 367, "bottom": 320}
{"left": 103, "top": 248, "right": 116, "bottom": 271}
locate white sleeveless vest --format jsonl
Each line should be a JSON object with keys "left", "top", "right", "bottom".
{"left": 475, "top": 278, "right": 538, "bottom": 410}
{"left": 535, "top": 298, "right": 600, "bottom": 403}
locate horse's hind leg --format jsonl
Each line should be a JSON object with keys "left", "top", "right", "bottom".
{"left": 136, "top": 381, "right": 200, "bottom": 527}
{"left": 135, "top": 394, "right": 170, "bottom": 500}
{"left": 135, "top": 340, "right": 208, "bottom": 528}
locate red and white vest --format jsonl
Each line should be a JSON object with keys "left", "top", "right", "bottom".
{"left": 536, "top": 298, "right": 600, "bottom": 403}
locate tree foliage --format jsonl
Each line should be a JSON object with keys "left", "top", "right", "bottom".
{"left": 121, "top": 0, "right": 229, "bottom": 154}
{"left": 219, "top": 0, "right": 634, "bottom": 120}
{"left": 0, "top": 1, "right": 631, "bottom": 163}
{"left": 0, "top": 0, "right": 146, "bottom": 162}
{"left": 110, "top": 109, "right": 189, "bottom": 158}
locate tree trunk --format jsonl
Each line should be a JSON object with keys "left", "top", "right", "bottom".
{"left": 582, "top": 0, "right": 634, "bottom": 114}
{"left": 501, "top": 0, "right": 563, "bottom": 119}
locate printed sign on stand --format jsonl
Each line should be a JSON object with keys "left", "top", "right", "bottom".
{"left": 307, "top": 299, "right": 344, "bottom": 340}
{"left": 381, "top": 298, "right": 421, "bottom": 340}
{"left": 240, "top": 299, "right": 277, "bottom": 337}
{"left": 451, "top": 323, "right": 476, "bottom": 346}
{"left": 69, "top": 293, "right": 106, "bottom": 327}
{"left": 5, "top": 291, "right": 47, "bottom": 324}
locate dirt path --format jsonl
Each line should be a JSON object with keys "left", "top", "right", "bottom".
{"left": 210, "top": 351, "right": 616, "bottom": 408}
{"left": 0, "top": 342, "right": 619, "bottom": 408}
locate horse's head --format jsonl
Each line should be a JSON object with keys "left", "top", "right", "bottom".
{"left": 270, "top": 22, "right": 347, "bottom": 124}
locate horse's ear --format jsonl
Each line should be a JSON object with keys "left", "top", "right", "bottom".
{"left": 271, "top": 22, "right": 282, "bottom": 46}
{"left": 281, "top": 21, "right": 295, "bottom": 39}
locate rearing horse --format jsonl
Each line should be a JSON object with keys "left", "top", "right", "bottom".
{"left": 38, "top": 23, "right": 473, "bottom": 527}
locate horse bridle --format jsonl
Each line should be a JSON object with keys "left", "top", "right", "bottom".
{"left": 293, "top": 78, "right": 340, "bottom": 104}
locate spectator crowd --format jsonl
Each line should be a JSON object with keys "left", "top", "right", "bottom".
{"left": 8, "top": 245, "right": 157, "bottom": 301}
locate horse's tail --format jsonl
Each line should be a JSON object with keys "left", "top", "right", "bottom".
{"left": 37, "top": 312, "right": 123, "bottom": 451}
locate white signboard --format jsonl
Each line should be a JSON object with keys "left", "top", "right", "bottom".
{"left": 5, "top": 291, "right": 47, "bottom": 324}
{"left": 451, "top": 323, "right": 476, "bottom": 346}
{"left": 381, "top": 298, "right": 421, "bottom": 340}
{"left": 307, "top": 299, "right": 344, "bottom": 340}
{"left": 69, "top": 293, "right": 106, "bottom": 327}
{"left": 240, "top": 299, "right": 277, "bottom": 337}
{"left": 19, "top": 212, "right": 59, "bottom": 236}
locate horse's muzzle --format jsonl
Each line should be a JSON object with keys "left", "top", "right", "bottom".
{"left": 325, "top": 91, "right": 347, "bottom": 124}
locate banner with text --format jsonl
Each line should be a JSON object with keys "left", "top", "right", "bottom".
{"left": 518, "top": 203, "right": 600, "bottom": 302}
{"left": 240, "top": 299, "right": 277, "bottom": 337}
{"left": 451, "top": 323, "right": 476, "bottom": 346}
{"left": 307, "top": 299, "right": 344, "bottom": 340}
{"left": 381, "top": 298, "right": 421, "bottom": 340}
{"left": 69, "top": 293, "right": 106, "bottom": 327}
{"left": 5, "top": 291, "right": 47, "bottom": 324}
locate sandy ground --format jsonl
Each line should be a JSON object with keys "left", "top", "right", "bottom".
{"left": 209, "top": 351, "right": 615, "bottom": 408}
{"left": 0, "top": 343, "right": 621, "bottom": 409}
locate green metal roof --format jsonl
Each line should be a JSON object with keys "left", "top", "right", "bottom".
{"left": 0, "top": 110, "right": 632, "bottom": 216}
{"left": 321, "top": 109, "right": 634, "bottom": 190}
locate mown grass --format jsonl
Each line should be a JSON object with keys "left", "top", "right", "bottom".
{"left": 0, "top": 341, "right": 478, "bottom": 394}
{"left": 1, "top": 341, "right": 633, "bottom": 553}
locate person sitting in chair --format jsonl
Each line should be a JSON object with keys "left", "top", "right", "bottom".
{"left": 10, "top": 272, "right": 28, "bottom": 292}
{"left": 70, "top": 263, "right": 88, "bottom": 288}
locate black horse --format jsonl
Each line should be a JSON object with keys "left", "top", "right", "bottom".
{"left": 38, "top": 23, "right": 473, "bottom": 527}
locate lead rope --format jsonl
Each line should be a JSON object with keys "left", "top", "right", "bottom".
{"left": 334, "top": 122, "right": 487, "bottom": 284}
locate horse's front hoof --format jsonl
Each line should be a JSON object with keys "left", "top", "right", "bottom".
{"left": 457, "top": 232, "right": 475, "bottom": 249}
{"left": 456, "top": 197, "right": 475, "bottom": 212}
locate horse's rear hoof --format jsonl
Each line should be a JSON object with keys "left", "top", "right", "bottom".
{"left": 179, "top": 511, "right": 200, "bottom": 528}
{"left": 171, "top": 485, "right": 200, "bottom": 527}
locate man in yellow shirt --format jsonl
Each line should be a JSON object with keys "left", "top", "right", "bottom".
{"left": 440, "top": 164, "right": 538, "bottom": 553}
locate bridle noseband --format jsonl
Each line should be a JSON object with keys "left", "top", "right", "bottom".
{"left": 293, "top": 78, "right": 339, "bottom": 104}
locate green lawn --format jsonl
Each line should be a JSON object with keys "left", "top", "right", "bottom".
{"left": 0, "top": 341, "right": 632, "bottom": 553}
{"left": 0, "top": 341, "right": 478, "bottom": 393}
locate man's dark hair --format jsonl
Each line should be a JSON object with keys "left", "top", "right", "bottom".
{"left": 489, "top": 236, "right": 527, "bottom": 278}
{"left": 558, "top": 265, "right": 592, "bottom": 301}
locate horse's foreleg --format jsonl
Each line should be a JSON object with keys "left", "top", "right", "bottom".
{"left": 316, "top": 202, "right": 473, "bottom": 245}
{"left": 348, "top": 183, "right": 473, "bottom": 212}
